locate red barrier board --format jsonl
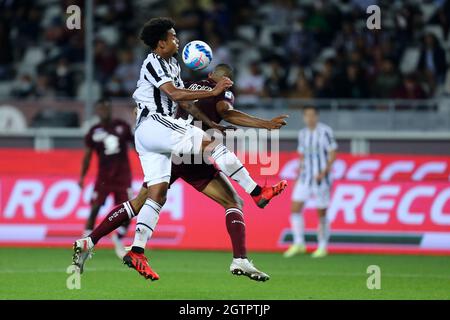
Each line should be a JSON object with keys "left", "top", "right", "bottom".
{"left": 1, "top": 149, "right": 450, "bottom": 255}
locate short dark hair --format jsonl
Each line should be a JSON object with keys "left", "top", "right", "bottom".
{"left": 303, "top": 105, "right": 319, "bottom": 114}
{"left": 213, "top": 63, "right": 234, "bottom": 79}
{"left": 140, "top": 17, "right": 175, "bottom": 49}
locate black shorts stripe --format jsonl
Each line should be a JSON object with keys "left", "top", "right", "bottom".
{"left": 154, "top": 114, "right": 187, "bottom": 132}
{"left": 151, "top": 115, "right": 185, "bottom": 135}
{"left": 152, "top": 114, "right": 187, "bottom": 133}
{"left": 150, "top": 114, "right": 186, "bottom": 135}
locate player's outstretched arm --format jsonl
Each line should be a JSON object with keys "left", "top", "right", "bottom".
{"left": 179, "top": 101, "right": 235, "bottom": 134}
{"left": 216, "top": 100, "right": 288, "bottom": 130}
{"left": 160, "top": 77, "right": 233, "bottom": 102}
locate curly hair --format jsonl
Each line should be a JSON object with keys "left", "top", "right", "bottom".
{"left": 139, "top": 17, "right": 175, "bottom": 49}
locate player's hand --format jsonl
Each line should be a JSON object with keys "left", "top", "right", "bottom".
{"left": 78, "top": 178, "right": 84, "bottom": 188}
{"left": 315, "top": 171, "right": 327, "bottom": 183}
{"left": 211, "top": 122, "right": 237, "bottom": 135}
{"left": 264, "top": 114, "right": 289, "bottom": 130}
{"left": 212, "top": 77, "right": 233, "bottom": 96}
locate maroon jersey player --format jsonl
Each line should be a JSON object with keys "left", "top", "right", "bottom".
{"left": 167, "top": 64, "right": 288, "bottom": 281}
{"left": 79, "top": 98, "right": 133, "bottom": 259}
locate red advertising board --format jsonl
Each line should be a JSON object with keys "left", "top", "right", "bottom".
{"left": 1, "top": 149, "right": 450, "bottom": 255}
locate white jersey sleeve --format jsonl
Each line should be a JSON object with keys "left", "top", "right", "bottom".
{"left": 323, "top": 126, "right": 338, "bottom": 152}
{"left": 144, "top": 54, "right": 173, "bottom": 88}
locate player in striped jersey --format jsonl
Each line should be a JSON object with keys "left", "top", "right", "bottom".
{"left": 72, "top": 18, "right": 287, "bottom": 280}
{"left": 284, "top": 106, "right": 337, "bottom": 258}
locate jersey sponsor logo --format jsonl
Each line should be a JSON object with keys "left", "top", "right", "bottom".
{"left": 188, "top": 83, "right": 212, "bottom": 91}
{"left": 92, "top": 129, "right": 108, "bottom": 142}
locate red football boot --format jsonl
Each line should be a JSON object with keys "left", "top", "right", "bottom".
{"left": 252, "top": 180, "right": 288, "bottom": 208}
{"left": 123, "top": 251, "right": 160, "bottom": 281}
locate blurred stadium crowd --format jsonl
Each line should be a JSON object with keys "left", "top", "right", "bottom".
{"left": 1, "top": 0, "right": 450, "bottom": 105}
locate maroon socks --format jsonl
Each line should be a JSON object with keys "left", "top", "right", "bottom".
{"left": 225, "top": 208, "right": 247, "bottom": 259}
{"left": 89, "top": 201, "right": 135, "bottom": 245}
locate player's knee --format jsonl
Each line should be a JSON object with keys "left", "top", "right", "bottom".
{"left": 222, "top": 194, "right": 243, "bottom": 210}
{"left": 145, "top": 182, "right": 168, "bottom": 206}
{"left": 201, "top": 135, "right": 219, "bottom": 152}
{"left": 233, "top": 195, "right": 244, "bottom": 209}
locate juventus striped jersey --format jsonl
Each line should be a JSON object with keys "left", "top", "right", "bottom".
{"left": 133, "top": 52, "right": 184, "bottom": 126}
{"left": 297, "top": 123, "right": 338, "bottom": 186}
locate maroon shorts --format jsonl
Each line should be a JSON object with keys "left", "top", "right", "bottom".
{"left": 91, "top": 182, "right": 132, "bottom": 206}
{"left": 170, "top": 162, "right": 219, "bottom": 191}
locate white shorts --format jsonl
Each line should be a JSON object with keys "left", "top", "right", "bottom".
{"left": 291, "top": 179, "right": 331, "bottom": 209}
{"left": 135, "top": 113, "right": 204, "bottom": 186}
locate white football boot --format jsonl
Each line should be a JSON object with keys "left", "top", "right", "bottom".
{"left": 230, "top": 258, "right": 270, "bottom": 282}
{"left": 111, "top": 233, "right": 127, "bottom": 259}
{"left": 72, "top": 237, "right": 94, "bottom": 273}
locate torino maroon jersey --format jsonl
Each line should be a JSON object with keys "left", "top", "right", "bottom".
{"left": 176, "top": 78, "right": 235, "bottom": 129}
{"left": 85, "top": 119, "right": 133, "bottom": 186}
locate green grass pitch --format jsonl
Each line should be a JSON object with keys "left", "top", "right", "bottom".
{"left": 0, "top": 247, "right": 449, "bottom": 299}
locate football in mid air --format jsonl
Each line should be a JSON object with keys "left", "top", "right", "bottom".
{"left": 182, "top": 40, "right": 213, "bottom": 71}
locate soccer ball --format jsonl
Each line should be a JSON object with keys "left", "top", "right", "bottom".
{"left": 182, "top": 40, "right": 213, "bottom": 71}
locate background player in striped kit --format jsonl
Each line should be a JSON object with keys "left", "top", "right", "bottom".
{"left": 284, "top": 106, "right": 337, "bottom": 258}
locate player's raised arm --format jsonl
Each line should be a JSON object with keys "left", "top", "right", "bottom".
{"left": 159, "top": 77, "right": 233, "bottom": 102}
{"left": 216, "top": 100, "right": 288, "bottom": 130}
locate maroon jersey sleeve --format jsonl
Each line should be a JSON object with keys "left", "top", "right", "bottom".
{"left": 216, "top": 90, "right": 235, "bottom": 106}
{"left": 121, "top": 121, "right": 133, "bottom": 142}
{"left": 84, "top": 128, "right": 95, "bottom": 148}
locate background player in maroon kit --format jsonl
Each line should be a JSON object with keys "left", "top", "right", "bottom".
{"left": 79, "top": 98, "right": 133, "bottom": 259}
{"left": 168, "top": 63, "right": 288, "bottom": 281}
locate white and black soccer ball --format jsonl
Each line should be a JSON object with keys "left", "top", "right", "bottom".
{"left": 182, "top": 40, "right": 213, "bottom": 71}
